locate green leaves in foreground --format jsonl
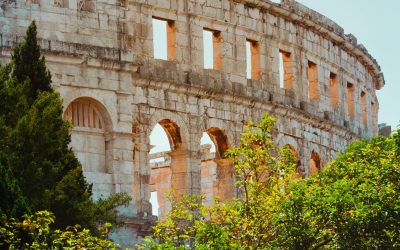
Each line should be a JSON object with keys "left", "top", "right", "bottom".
{"left": 139, "top": 114, "right": 299, "bottom": 249}
{"left": 277, "top": 135, "right": 400, "bottom": 249}
{"left": 0, "top": 211, "right": 117, "bottom": 249}
{"left": 140, "top": 114, "right": 400, "bottom": 250}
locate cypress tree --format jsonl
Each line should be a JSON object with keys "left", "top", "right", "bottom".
{"left": 11, "top": 21, "right": 52, "bottom": 103}
{"left": 0, "top": 21, "right": 130, "bottom": 232}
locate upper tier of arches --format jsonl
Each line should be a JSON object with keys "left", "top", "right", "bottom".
{"left": 1, "top": 0, "right": 384, "bottom": 138}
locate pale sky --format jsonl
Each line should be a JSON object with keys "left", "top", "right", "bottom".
{"left": 297, "top": 0, "right": 400, "bottom": 129}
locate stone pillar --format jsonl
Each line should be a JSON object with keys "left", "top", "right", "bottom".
{"left": 213, "top": 158, "right": 234, "bottom": 201}
{"left": 169, "top": 149, "right": 189, "bottom": 196}
{"left": 168, "top": 148, "right": 202, "bottom": 197}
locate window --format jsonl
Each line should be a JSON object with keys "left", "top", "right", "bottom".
{"left": 152, "top": 17, "right": 176, "bottom": 60}
{"left": 309, "top": 151, "right": 321, "bottom": 174}
{"left": 203, "top": 29, "right": 222, "bottom": 70}
{"left": 371, "top": 101, "right": 376, "bottom": 131}
{"left": 307, "top": 61, "right": 319, "bottom": 100}
{"left": 347, "top": 82, "right": 354, "bottom": 117}
{"left": 279, "top": 50, "right": 292, "bottom": 89}
{"left": 53, "top": 0, "right": 68, "bottom": 7}
{"left": 64, "top": 100, "right": 103, "bottom": 129}
{"left": 64, "top": 98, "right": 109, "bottom": 174}
{"left": 246, "top": 39, "right": 260, "bottom": 80}
{"left": 330, "top": 72, "right": 339, "bottom": 108}
{"left": 361, "top": 91, "right": 367, "bottom": 127}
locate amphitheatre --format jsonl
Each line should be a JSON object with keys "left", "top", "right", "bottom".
{"left": 0, "top": 0, "right": 385, "bottom": 246}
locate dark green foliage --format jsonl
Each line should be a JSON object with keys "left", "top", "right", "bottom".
{"left": 0, "top": 211, "right": 117, "bottom": 249}
{"left": 11, "top": 20, "right": 52, "bottom": 103}
{"left": 277, "top": 135, "right": 400, "bottom": 249}
{"left": 0, "top": 153, "right": 29, "bottom": 218}
{"left": 0, "top": 21, "right": 131, "bottom": 237}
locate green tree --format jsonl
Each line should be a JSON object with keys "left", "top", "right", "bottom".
{"left": 0, "top": 211, "right": 117, "bottom": 249}
{"left": 11, "top": 20, "right": 52, "bottom": 103}
{"left": 139, "top": 114, "right": 298, "bottom": 249}
{"left": 140, "top": 115, "right": 400, "bottom": 249}
{"left": 0, "top": 21, "right": 131, "bottom": 234}
{"left": 277, "top": 134, "right": 400, "bottom": 249}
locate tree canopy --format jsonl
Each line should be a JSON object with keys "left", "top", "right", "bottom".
{"left": 277, "top": 134, "right": 400, "bottom": 249}
{"left": 140, "top": 115, "right": 400, "bottom": 249}
{"left": 139, "top": 114, "right": 299, "bottom": 249}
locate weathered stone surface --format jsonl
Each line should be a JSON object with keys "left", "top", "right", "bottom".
{"left": 0, "top": 0, "right": 384, "bottom": 247}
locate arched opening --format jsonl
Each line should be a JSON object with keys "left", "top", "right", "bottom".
{"left": 284, "top": 144, "right": 304, "bottom": 178}
{"left": 148, "top": 119, "right": 186, "bottom": 217}
{"left": 309, "top": 150, "right": 321, "bottom": 175}
{"left": 200, "top": 128, "right": 233, "bottom": 205}
{"left": 285, "top": 144, "right": 301, "bottom": 168}
{"left": 64, "top": 97, "right": 112, "bottom": 199}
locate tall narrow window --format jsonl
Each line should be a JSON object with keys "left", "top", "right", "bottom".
{"left": 361, "top": 91, "right": 367, "bottom": 127}
{"left": 246, "top": 39, "right": 260, "bottom": 80}
{"left": 279, "top": 50, "right": 292, "bottom": 89}
{"left": 330, "top": 72, "right": 339, "bottom": 108}
{"left": 347, "top": 82, "right": 354, "bottom": 117}
{"left": 152, "top": 18, "right": 176, "bottom": 60}
{"left": 307, "top": 61, "right": 319, "bottom": 100}
{"left": 371, "top": 101, "right": 376, "bottom": 132}
{"left": 203, "top": 29, "right": 222, "bottom": 70}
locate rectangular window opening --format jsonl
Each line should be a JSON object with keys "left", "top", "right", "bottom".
{"left": 330, "top": 72, "right": 339, "bottom": 108}
{"left": 371, "top": 101, "right": 376, "bottom": 132}
{"left": 150, "top": 191, "right": 160, "bottom": 216}
{"left": 307, "top": 61, "right": 319, "bottom": 100}
{"left": 52, "top": 0, "right": 68, "bottom": 7}
{"left": 361, "top": 91, "right": 367, "bottom": 127}
{"left": 347, "top": 82, "right": 354, "bottom": 117}
{"left": 279, "top": 50, "right": 292, "bottom": 89}
{"left": 246, "top": 39, "right": 260, "bottom": 80}
{"left": 152, "top": 17, "right": 176, "bottom": 60}
{"left": 203, "top": 29, "right": 222, "bottom": 70}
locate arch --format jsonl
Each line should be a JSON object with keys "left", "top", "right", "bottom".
{"left": 148, "top": 110, "right": 189, "bottom": 151}
{"left": 207, "top": 127, "right": 229, "bottom": 158}
{"left": 309, "top": 150, "right": 321, "bottom": 175}
{"left": 64, "top": 97, "right": 113, "bottom": 174}
{"left": 285, "top": 144, "right": 300, "bottom": 166}
{"left": 276, "top": 134, "right": 300, "bottom": 151}
{"left": 276, "top": 134, "right": 302, "bottom": 166}
{"left": 63, "top": 96, "right": 113, "bottom": 132}
{"left": 200, "top": 127, "right": 234, "bottom": 204}
{"left": 64, "top": 99, "right": 105, "bottom": 130}
{"left": 148, "top": 115, "right": 190, "bottom": 217}
{"left": 158, "top": 119, "right": 182, "bottom": 150}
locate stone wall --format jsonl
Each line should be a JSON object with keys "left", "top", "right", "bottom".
{"left": 0, "top": 0, "right": 385, "bottom": 247}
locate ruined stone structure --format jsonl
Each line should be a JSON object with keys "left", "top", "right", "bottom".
{"left": 0, "top": 0, "right": 385, "bottom": 246}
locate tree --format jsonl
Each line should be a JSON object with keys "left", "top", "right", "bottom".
{"left": 0, "top": 211, "right": 117, "bottom": 249}
{"left": 139, "top": 114, "right": 298, "bottom": 249}
{"left": 277, "top": 134, "right": 400, "bottom": 249}
{"left": 0, "top": 21, "right": 131, "bottom": 234}
{"left": 140, "top": 114, "right": 400, "bottom": 249}
{"left": 11, "top": 20, "right": 52, "bottom": 103}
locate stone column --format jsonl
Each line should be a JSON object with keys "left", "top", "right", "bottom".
{"left": 213, "top": 158, "right": 234, "bottom": 201}
{"left": 168, "top": 148, "right": 202, "bottom": 196}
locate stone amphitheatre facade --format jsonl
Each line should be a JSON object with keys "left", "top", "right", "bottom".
{"left": 0, "top": 0, "right": 385, "bottom": 246}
